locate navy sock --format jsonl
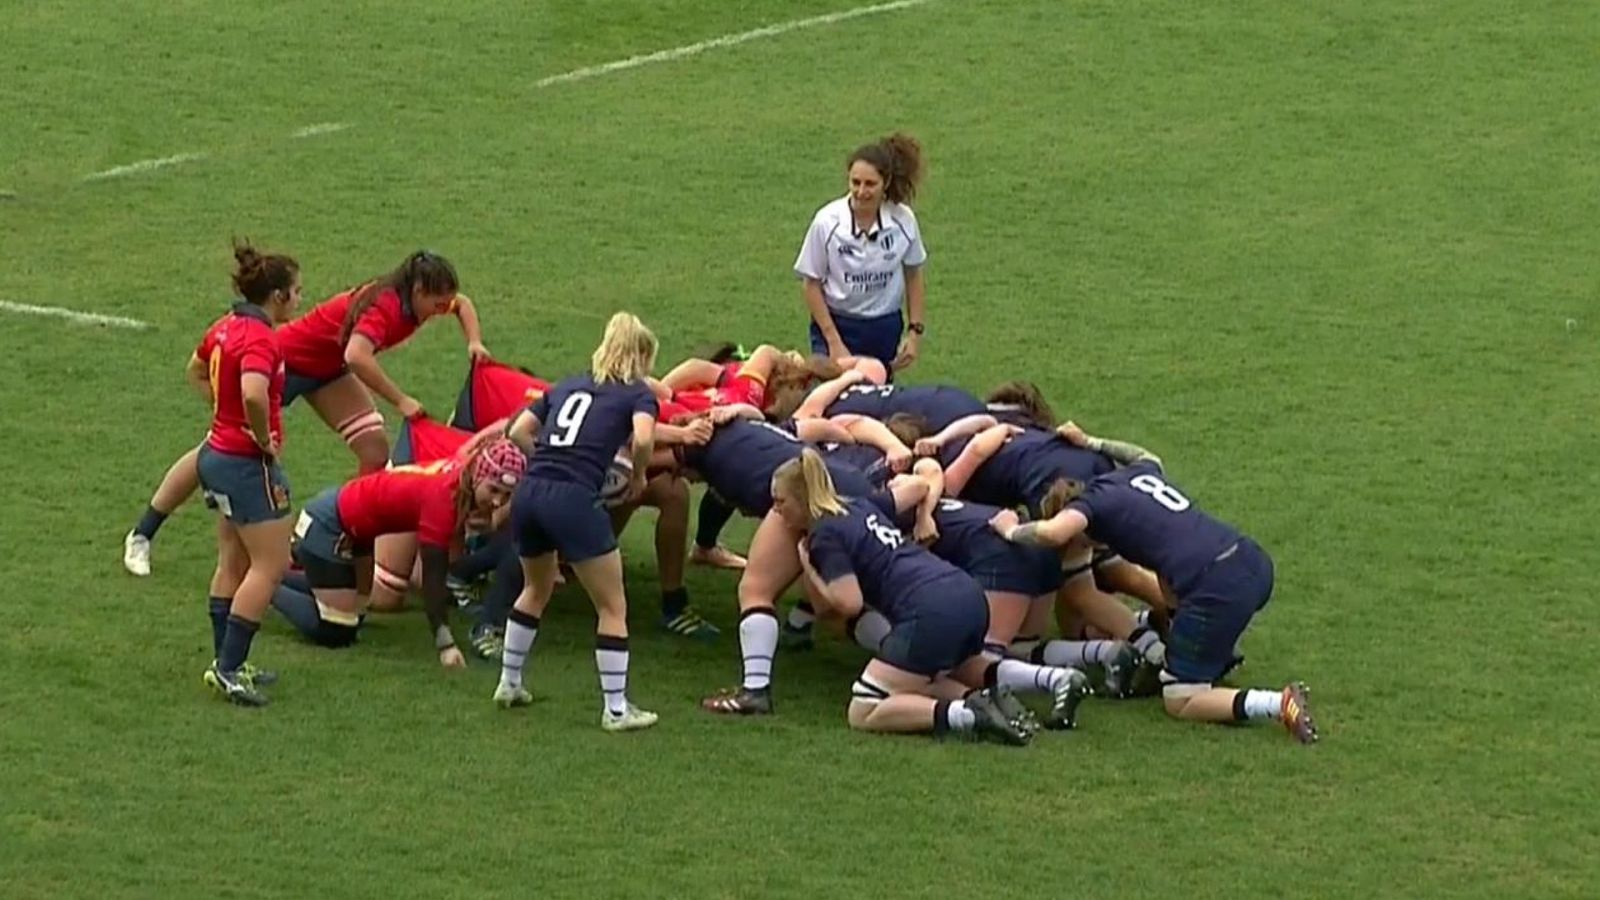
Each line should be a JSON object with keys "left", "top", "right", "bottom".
{"left": 270, "top": 585, "right": 322, "bottom": 642}
{"left": 451, "top": 527, "right": 512, "bottom": 583}
{"left": 281, "top": 568, "right": 311, "bottom": 595}
{"left": 135, "top": 505, "right": 169, "bottom": 540}
{"left": 217, "top": 615, "right": 259, "bottom": 673}
{"left": 477, "top": 548, "right": 524, "bottom": 629}
{"left": 208, "top": 597, "right": 231, "bottom": 657}
{"left": 694, "top": 492, "right": 735, "bottom": 550}
{"left": 661, "top": 587, "right": 688, "bottom": 619}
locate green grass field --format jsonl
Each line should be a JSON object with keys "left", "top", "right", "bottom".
{"left": 4, "top": 1, "right": 1599, "bottom": 896}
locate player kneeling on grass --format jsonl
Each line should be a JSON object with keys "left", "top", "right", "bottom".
{"left": 271, "top": 440, "right": 525, "bottom": 667}
{"left": 988, "top": 433, "right": 1319, "bottom": 744}
{"left": 494, "top": 313, "right": 662, "bottom": 732}
{"left": 195, "top": 241, "right": 301, "bottom": 706}
{"left": 777, "top": 449, "right": 1085, "bottom": 744}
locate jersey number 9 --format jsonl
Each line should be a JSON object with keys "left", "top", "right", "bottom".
{"left": 549, "top": 392, "right": 593, "bottom": 447}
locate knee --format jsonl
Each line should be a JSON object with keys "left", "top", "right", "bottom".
{"left": 1161, "top": 680, "right": 1209, "bottom": 719}
{"left": 847, "top": 699, "right": 877, "bottom": 731}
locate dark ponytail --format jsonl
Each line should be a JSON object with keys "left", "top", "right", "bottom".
{"left": 231, "top": 239, "right": 299, "bottom": 306}
{"left": 848, "top": 132, "right": 925, "bottom": 206}
{"left": 339, "top": 250, "right": 459, "bottom": 346}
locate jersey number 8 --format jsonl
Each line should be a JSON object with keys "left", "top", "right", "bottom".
{"left": 1130, "top": 473, "right": 1191, "bottom": 512}
{"left": 549, "top": 392, "right": 593, "bottom": 447}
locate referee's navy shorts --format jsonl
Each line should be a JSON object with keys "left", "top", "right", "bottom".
{"left": 810, "top": 309, "right": 903, "bottom": 376}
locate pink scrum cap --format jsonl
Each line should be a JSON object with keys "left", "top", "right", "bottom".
{"left": 471, "top": 438, "right": 526, "bottom": 489}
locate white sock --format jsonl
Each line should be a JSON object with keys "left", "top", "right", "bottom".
{"left": 1038, "top": 639, "right": 1116, "bottom": 668}
{"left": 1131, "top": 628, "right": 1166, "bottom": 666}
{"left": 996, "top": 658, "right": 1068, "bottom": 694}
{"left": 740, "top": 609, "right": 779, "bottom": 690}
{"left": 849, "top": 609, "right": 891, "bottom": 652}
{"left": 595, "top": 636, "right": 630, "bottom": 715}
{"left": 1134, "top": 609, "right": 1152, "bottom": 629}
{"left": 787, "top": 603, "right": 815, "bottom": 630}
{"left": 500, "top": 611, "right": 539, "bottom": 689}
{"left": 1241, "top": 689, "right": 1283, "bottom": 721}
{"left": 942, "top": 700, "right": 976, "bottom": 732}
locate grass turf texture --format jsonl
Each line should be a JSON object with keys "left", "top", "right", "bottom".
{"left": 3, "top": 1, "right": 1599, "bottom": 896}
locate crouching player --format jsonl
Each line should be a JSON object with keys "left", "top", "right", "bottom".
{"left": 273, "top": 440, "right": 525, "bottom": 666}
{"left": 990, "top": 454, "right": 1319, "bottom": 743}
{"left": 777, "top": 449, "right": 1088, "bottom": 744}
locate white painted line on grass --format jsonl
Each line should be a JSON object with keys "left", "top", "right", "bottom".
{"left": 292, "top": 122, "right": 352, "bottom": 139}
{"left": 82, "top": 153, "right": 205, "bottom": 182}
{"left": 0, "top": 300, "right": 151, "bottom": 330}
{"left": 535, "top": 0, "right": 935, "bottom": 88}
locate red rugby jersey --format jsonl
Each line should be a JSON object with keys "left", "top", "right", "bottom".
{"left": 197, "top": 304, "right": 284, "bottom": 457}
{"left": 335, "top": 460, "right": 464, "bottom": 549}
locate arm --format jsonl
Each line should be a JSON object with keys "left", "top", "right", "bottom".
{"left": 660, "top": 359, "right": 723, "bottom": 393}
{"left": 794, "top": 368, "right": 867, "bottom": 419}
{"left": 941, "top": 423, "right": 1014, "bottom": 496}
{"left": 506, "top": 408, "right": 541, "bottom": 455}
{"left": 418, "top": 544, "right": 465, "bottom": 668}
{"left": 627, "top": 412, "right": 656, "bottom": 501}
{"left": 452, "top": 294, "right": 489, "bottom": 359}
{"left": 1058, "top": 421, "right": 1162, "bottom": 469}
{"left": 915, "top": 413, "right": 998, "bottom": 457}
{"left": 344, "top": 334, "right": 419, "bottom": 416}
{"left": 710, "top": 403, "right": 764, "bottom": 424}
{"left": 794, "top": 417, "right": 852, "bottom": 444}
{"left": 895, "top": 457, "right": 943, "bottom": 543}
{"left": 239, "top": 372, "right": 278, "bottom": 455}
{"left": 893, "top": 266, "right": 925, "bottom": 371}
{"left": 994, "top": 508, "right": 1090, "bottom": 548}
{"left": 832, "top": 414, "right": 912, "bottom": 472}
{"left": 655, "top": 419, "right": 713, "bottom": 446}
{"left": 803, "top": 279, "right": 848, "bottom": 360}
{"left": 809, "top": 571, "right": 865, "bottom": 621}
{"left": 185, "top": 354, "right": 212, "bottom": 403}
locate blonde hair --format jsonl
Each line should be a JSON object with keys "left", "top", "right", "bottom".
{"left": 772, "top": 448, "right": 849, "bottom": 521}
{"left": 1038, "top": 477, "right": 1087, "bottom": 518}
{"left": 591, "top": 313, "right": 658, "bottom": 384}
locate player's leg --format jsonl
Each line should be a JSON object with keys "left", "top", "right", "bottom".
{"left": 660, "top": 358, "right": 724, "bottom": 392}
{"left": 690, "top": 490, "right": 746, "bottom": 570}
{"left": 847, "top": 658, "right": 1030, "bottom": 745}
{"left": 569, "top": 548, "right": 657, "bottom": 732}
{"left": 1160, "top": 542, "right": 1317, "bottom": 743}
{"left": 366, "top": 532, "right": 418, "bottom": 612}
{"left": 493, "top": 552, "right": 558, "bottom": 709}
{"left": 305, "top": 374, "right": 388, "bottom": 474}
{"left": 124, "top": 443, "right": 203, "bottom": 575}
{"left": 701, "top": 511, "right": 801, "bottom": 714}
{"left": 626, "top": 473, "right": 718, "bottom": 639}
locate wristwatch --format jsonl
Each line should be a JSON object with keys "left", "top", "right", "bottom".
{"left": 907, "top": 322, "right": 926, "bottom": 335}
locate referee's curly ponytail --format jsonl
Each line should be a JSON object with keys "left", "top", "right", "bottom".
{"left": 231, "top": 239, "right": 299, "bottom": 306}
{"left": 849, "top": 132, "right": 924, "bottom": 206}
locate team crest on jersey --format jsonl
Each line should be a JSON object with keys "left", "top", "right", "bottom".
{"left": 880, "top": 233, "right": 895, "bottom": 251}
{"left": 839, "top": 244, "right": 860, "bottom": 258}
{"left": 271, "top": 482, "right": 290, "bottom": 510}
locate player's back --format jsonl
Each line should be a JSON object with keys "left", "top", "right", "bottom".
{"left": 1070, "top": 461, "right": 1241, "bottom": 591}
{"left": 527, "top": 374, "right": 656, "bottom": 491}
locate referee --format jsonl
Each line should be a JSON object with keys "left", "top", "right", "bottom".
{"left": 794, "top": 132, "right": 927, "bottom": 374}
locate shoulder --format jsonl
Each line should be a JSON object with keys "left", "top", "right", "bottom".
{"left": 809, "top": 197, "right": 849, "bottom": 232}
{"left": 884, "top": 201, "right": 921, "bottom": 235}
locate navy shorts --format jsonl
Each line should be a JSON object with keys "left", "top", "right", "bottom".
{"left": 291, "top": 488, "right": 365, "bottom": 589}
{"left": 198, "top": 445, "right": 290, "bottom": 525}
{"left": 877, "top": 574, "right": 990, "bottom": 677}
{"left": 512, "top": 477, "right": 617, "bottom": 563}
{"left": 283, "top": 366, "right": 344, "bottom": 407}
{"left": 810, "top": 309, "right": 903, "bottom": 373}
{"left": 963, "top": 538, "right": 1064, "bottom": 597}
{"left": 1165, "top": 538, "right": 1275, "bottom": 683}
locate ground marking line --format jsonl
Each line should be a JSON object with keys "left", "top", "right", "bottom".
{"left": 292, "top": 122, "right": 352, "bottom": 139}
{"left": 82, "top": 153, "right": 206, "bottom": 182}
{"left": 534, "top": 0, "right": 936, "bottom": 88}
{"left": 0, "top": 300, "right": 152, "bottom": 330}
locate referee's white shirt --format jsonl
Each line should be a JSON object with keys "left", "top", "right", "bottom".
{"left": 794, "top": 196, "right": 927, "bottom": 319}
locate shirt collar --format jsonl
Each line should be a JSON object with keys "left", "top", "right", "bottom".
{"left": 230, "top": 301, "right": 272, "bottom": 325}
{"left": 845, "top": 196, "right": 888, "bottom": 240}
